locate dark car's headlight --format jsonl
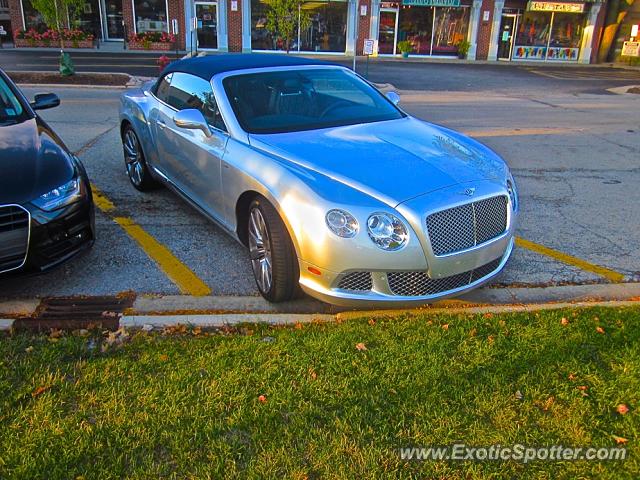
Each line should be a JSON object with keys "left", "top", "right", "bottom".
{"left": 326, "top": 209, "right": 359, "bottom": 238}
{"left": 367, "top": 213, "right": 409, "bottom": 251}
{"left": 32, "top": 177, "right": 83, "bottom": 211}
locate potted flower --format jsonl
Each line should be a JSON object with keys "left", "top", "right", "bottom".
{"left": 397, "top": 40, "right": 413, "bottom": 58}
{"left": 456, "top": 40, "right": 471, "bottom": 60}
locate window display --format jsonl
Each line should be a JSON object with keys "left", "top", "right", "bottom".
{"left": 21, "top": 0, "right": 46, "bottom": 31}
{"left": 134, "top": 0, "right": 169, "bottom": 33}
{"left": 251, "top": 0, "right": 348, "bottom": 52}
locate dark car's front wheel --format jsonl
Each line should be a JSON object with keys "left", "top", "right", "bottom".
{"left": 248, "top": 197, "right": 299, "bottom": 302}
{"left": 122, "top": 126, "right": 157, "bottom": 191}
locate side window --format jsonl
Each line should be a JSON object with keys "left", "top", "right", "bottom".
{"left": 154, "top": 73, "right": 172, "bottom": 103}
{"left": 166, "top": 72, "right": 227, "bottom": 132}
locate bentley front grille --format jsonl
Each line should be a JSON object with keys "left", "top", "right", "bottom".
{"left": 387, "top": 257, "right": 502, "bottom": 297}
{"left": 426, "top": 195, "right": 508, "bottom": 256}
{"left": 0, "top": 205, "right": 30, "bottom": 273}
{"left": 337, "top": 271, "right": 373, "bottom": 292}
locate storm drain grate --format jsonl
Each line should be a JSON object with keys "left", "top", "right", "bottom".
{"left": 13, "top": 295, "right": 135, "bottom": 332}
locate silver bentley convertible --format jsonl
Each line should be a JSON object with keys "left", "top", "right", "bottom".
{"left": 119, "top": 54, "right": 518, "bottom": 306}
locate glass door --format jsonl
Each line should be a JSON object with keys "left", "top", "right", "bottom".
{"left": 102, "top": 0, "right": 124, "bottom": 39}
{"left": 378, "top": 8, "right": 398, "bottom": 54}
{"left": 498, "top": 14, "right": 517, "bottom": 60}
{"left": 195, "top": 3, "right": 218, "bottom": 49}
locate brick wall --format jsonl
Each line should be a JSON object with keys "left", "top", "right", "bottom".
{"left": 227, "top": 0, "right": 242, "bottom": 51}
{"left": 355, "top": 0, "right": 371, "bottom": 54}
{"left": 167, "top": 0, "right": 186, "bottom": 49}
{"left": 475, "top": 0, "right": 495, "bottom": 59}
{"left": 8, "top": 0, "right": 22, "bottom": 34}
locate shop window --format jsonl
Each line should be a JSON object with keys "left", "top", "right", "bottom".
{"left": 397, "top": 5, "right": 434, "bottom": 55}
{"left": 516, "top": 11, "right": 550, "bottom": 47}
{"left": 69, "top": 0, "right": 102, "bottom": 37}
{"left": 21, "top": 0, "right": 47, "bottom": 31}
{"left": 432, "top": 7, "right": 469, "bottom": 55}
{"left": 251, "top": 0, "right": 347, "bottom": 52}
{"left": 549, "top": 12, "right": 584, "bottom": 48}
{"left": 299, "top": 1, "right": 347, "bottom": 52}
{"left": 133, "top": 0, "right": 168, "bottom": 33}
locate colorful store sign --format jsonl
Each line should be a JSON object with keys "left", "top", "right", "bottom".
{"left": 402, "top": 0, "right": 461, "bottom": 6}
{"left": 528, "top": 2, "right": 584, "bottom": 13}
{"left": 513, "top": 46, "right": 579, "bottom": 61}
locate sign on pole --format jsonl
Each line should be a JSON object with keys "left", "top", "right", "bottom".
{"left": 622, "top": 41, "right": 640, "bottom": 57}
{"left": 363, "top": 39, "right": 375, "bottom": 56}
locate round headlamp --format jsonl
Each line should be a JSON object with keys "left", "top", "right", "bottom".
{"left": 366, "top": 213, "right": 409, "bottom": 251}
{"left": 326, "top": 209, "right": 359, "bottom": 238}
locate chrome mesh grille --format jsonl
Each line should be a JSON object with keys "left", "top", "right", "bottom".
{"left": 426, "top": 196, "right": 508, "bottom": 256}
{"left": 387, "top": 257, "right": 502, "bottom": 297}
{"left": 0, "top": 205, "right": 30, "bottom": 273}
{"left": 338, "top": 272, "right": 373, "bottom": 292}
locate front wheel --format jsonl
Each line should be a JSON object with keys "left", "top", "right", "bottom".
{"left": 248, "top": 197, "right": 299, "bottom": 302}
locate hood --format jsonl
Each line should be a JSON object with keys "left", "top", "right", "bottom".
{"left": 249, "top": 117, "right": 508, "bottom": 207}
{"left": 0, "top": 117, "right": 75, "bottom": 206}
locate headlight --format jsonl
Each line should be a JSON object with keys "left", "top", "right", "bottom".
{"left": 507, "top": 178, "right": 518, "bottom": 211}
{"left": 32, "top": 177, "right": 82, "bottom": 211}
{"left": 326, "top": 209, "right": 359, "bottom": 238}
{"left": 367, "top": 213, "right": 409, "bottom": 251}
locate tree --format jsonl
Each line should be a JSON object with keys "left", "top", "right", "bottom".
{"left": 30, "top": 0, "right": 83, "bottom": 75}
{"left": 265, "top": 0, "right": 311, "bottom": 53}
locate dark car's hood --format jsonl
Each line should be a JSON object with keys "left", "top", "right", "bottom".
{"left": 249, "top": 117, "right": 508, "bottom": 207}
{"left": 0, "top": 117, "right": 75, "bottom": 205}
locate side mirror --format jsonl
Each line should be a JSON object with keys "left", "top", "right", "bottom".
{"left": 385, "top": 91, "right": 401, "bottom": 106}
{"left": 173, "top": 109, "right": 212, "bottom": 137}
{"left": 31, "top": 93, "right": 60, "bottom": 110}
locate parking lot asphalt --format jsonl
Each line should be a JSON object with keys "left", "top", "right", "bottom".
{"left": 0, "top": 67, "right": 639, "bottom": 301}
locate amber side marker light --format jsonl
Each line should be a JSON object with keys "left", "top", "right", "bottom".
{"left": 308, "top": 267, "right": 322, "bottom": 276}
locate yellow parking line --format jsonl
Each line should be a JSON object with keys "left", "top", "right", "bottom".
{"left": 516, "top": 237, "right": 625, "bottom": 283}
{"left": 91, "top": 184, "right": 211, "bottom": 296}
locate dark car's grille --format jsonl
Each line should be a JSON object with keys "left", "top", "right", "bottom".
{"left": 338, "top": 271, "right": 373, "bottom": 292}
{"left": 426, "top": 196, "right": 508, "bottom": 256}
{"left": 0, "top": 205, "right": 30, "bottom": 273}
{"left": 387, "top": 257, "right": 502, "bottom": 297}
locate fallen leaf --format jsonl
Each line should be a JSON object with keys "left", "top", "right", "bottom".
{"left": 483, "top": 313, "right": 493, "bottom": 319}
{"left": 441, "top": 324, "right": 449, "bottom": 330}
{"left": 258, "top": 394, "right": 267, "bottom": 403}
{"left": 193, "top": 327, "right": 202, "bottom": 336}
{"left": 49, "top": 328, "right": 63, "bottom": 339}
{"left": 159, "top": 354, "right": 168, "bottom": 362}
{"left": 617, "top": 404, "right": 630, "bottom": 415}
{"left": 368, "top": 319, "right": 376, "bottom": 326}
{"left": 469, "top": 328, "right": 477, "bottom": 337}
{"left": 25, "top": 346, "right": 34, "bottom": 354}
{"left": 295, "top": 322, "right": 304, "bottom": 330}
{"left": 613, "top": 435, "right": 628, "bottom": 444}
{"left": 568, "top": 373, "right": 577, "bottom": 381}
{"left": 487, "top": 335, "right": 495, "bottom": 344}
{"left": 577, "top": 385, "right": 588, "bottom": 391}
{"left": 514, "top": 390, "right": 524, "bottom": 400}
{"left": 309, "top": 369, "right": 317, "bottom": 380}
{"left": 561, "top": 317, "right": 569, "bottom": 326}
{"left": 355, "top": 342, "right": 367, "bottom": 351}
{"left": 596, "top": 326, "right": 605, "bottom": 334}
{"left": 32, "top": 385, "right": 50, "bottom": 398}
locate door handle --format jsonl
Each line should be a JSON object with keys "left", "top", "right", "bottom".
{"left": 157, "top": 120, "right": 166, "bottom": 129}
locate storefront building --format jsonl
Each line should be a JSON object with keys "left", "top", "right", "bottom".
{"left": 7, "top": 0, "right": 606, "bottom": 62}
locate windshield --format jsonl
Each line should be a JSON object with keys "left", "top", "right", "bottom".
{"left": 223, "top": 68, "right": 404, "bottom": 134}
{"left": 0, "top": 75, "right": 27, "bottom": 126}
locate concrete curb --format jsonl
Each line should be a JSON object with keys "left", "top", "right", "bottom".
{"left": 2, "top": 283, "right": 639, "bottom": 330}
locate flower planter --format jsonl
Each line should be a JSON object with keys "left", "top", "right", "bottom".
{"left": 128, "top": 41, "right": 173, "bottom": 51}
{"left": 15, "top": 38, "right": 94, "bottom": 49}
{"left": 401, "top": 52, "right": 409, "bottom": 58}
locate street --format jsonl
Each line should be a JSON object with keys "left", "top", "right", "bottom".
{"left": 1, "top": 60, "right": 638, "bottom": 301}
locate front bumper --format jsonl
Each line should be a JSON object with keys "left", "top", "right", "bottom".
{"left": 299, "top": 237, "right": 514, "bottom": 307}
{"left": 0, "top": 193, "right": 95, "bottom": 276}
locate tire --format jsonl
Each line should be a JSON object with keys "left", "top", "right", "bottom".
{"left": 122, "top": 125, "right": 158, "bottom": 192}
{"left": 247, "top": 197, "right": 300, "bottom": 302}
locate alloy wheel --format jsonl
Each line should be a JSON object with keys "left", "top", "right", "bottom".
{"left": 123, "top": 129, "right": 144, "bottom": 187}
{"left": 248, "top": 207, "right": 273, "bottom": 293}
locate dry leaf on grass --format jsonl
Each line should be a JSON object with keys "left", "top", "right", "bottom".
{"left": 617, "top": 404, "right": 630, "bottom": 415}
{"left": 596, "top": 326, "right": 605, "bottom": 334}
{"left": 561, "top": 317, "right": 569, "bottom": 326}
{"left": 32, "top": 385, "right": 50, "bottom": 398}
{"left": 258, "top": 395, "right": 267, "bottom": 403}
{"left": 613, "top": 435, "right": 628, "bottom": 444}
{"left": 441, "top": 324, "right": 449, "bottom": 330}
{"left": 355, "top": 342, "right": 367, "bottom": 351}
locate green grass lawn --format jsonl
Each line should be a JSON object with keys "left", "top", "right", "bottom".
{"left": 1, "top": 306, "right": 638, "bottom": 479}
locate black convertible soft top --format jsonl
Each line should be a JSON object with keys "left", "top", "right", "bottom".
{"left": 161, "top": 53, "right": 335, "bottom": 80}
